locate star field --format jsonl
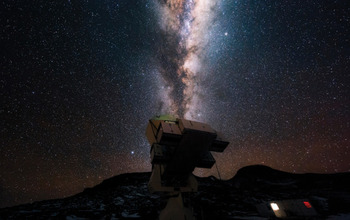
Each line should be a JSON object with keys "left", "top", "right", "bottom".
{"left": 1, "top": 0, "right": 349, "bottom": 208}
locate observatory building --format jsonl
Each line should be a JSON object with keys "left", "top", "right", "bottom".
{"left": 146, "top": 115, "right": 229, "bottom": 219}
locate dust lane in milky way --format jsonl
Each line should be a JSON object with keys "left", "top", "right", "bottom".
{"left": 155, "top": 0, "right": 220, "bottom": 120}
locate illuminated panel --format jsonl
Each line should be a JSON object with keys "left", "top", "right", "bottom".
{"left": 303, "top": 201, "right": 312, "bottom": 208}
{"left": 270, "top": 203, "right": 279, "bottom": 211}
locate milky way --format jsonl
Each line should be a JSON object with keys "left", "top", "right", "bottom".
{"left": 155, "top": 0, "right": 219, "bottom": 120}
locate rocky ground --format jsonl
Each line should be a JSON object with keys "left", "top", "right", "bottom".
{"left": 1, "top": 165, "right": 349, "bottom": 219}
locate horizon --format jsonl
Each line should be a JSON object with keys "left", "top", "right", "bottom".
{"left": 2, "top": 164, "right": 350, "bottom": 209}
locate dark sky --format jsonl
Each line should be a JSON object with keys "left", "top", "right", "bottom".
{"left": 1, "top": 0, "right": 349, "bottom": 208}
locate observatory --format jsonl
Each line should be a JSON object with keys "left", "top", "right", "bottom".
{"left": 146, "top": 115, "right": 229, "bottom": 220}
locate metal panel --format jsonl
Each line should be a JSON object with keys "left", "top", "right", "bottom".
{"left": 178, "top": 119, "right": 216, "bottom": 135}
{"left": 210, "top": 132, "right": 229, "bottom": 152}
{"left": 156, "top": 121, "right": 182, "bottom": 145}
{"left": 195, "top": 151, "right": 216, "bottom": 168}
{"left": 146, "top": 120, "right": 162, "bottom": 145}
{"left": 151, "top": 144, "right": 174, "bottom": 164}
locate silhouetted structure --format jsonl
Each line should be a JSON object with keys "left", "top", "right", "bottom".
{"left": 146, "top": 115, "right": 229, "bottom": 220}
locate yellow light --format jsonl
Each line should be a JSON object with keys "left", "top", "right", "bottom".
{"left": 270, "top": 203, "right": 279, "bottom": 211}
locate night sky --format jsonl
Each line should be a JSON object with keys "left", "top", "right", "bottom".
{"left": 1, "top": 0, "right": 349, "bottom": 208}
